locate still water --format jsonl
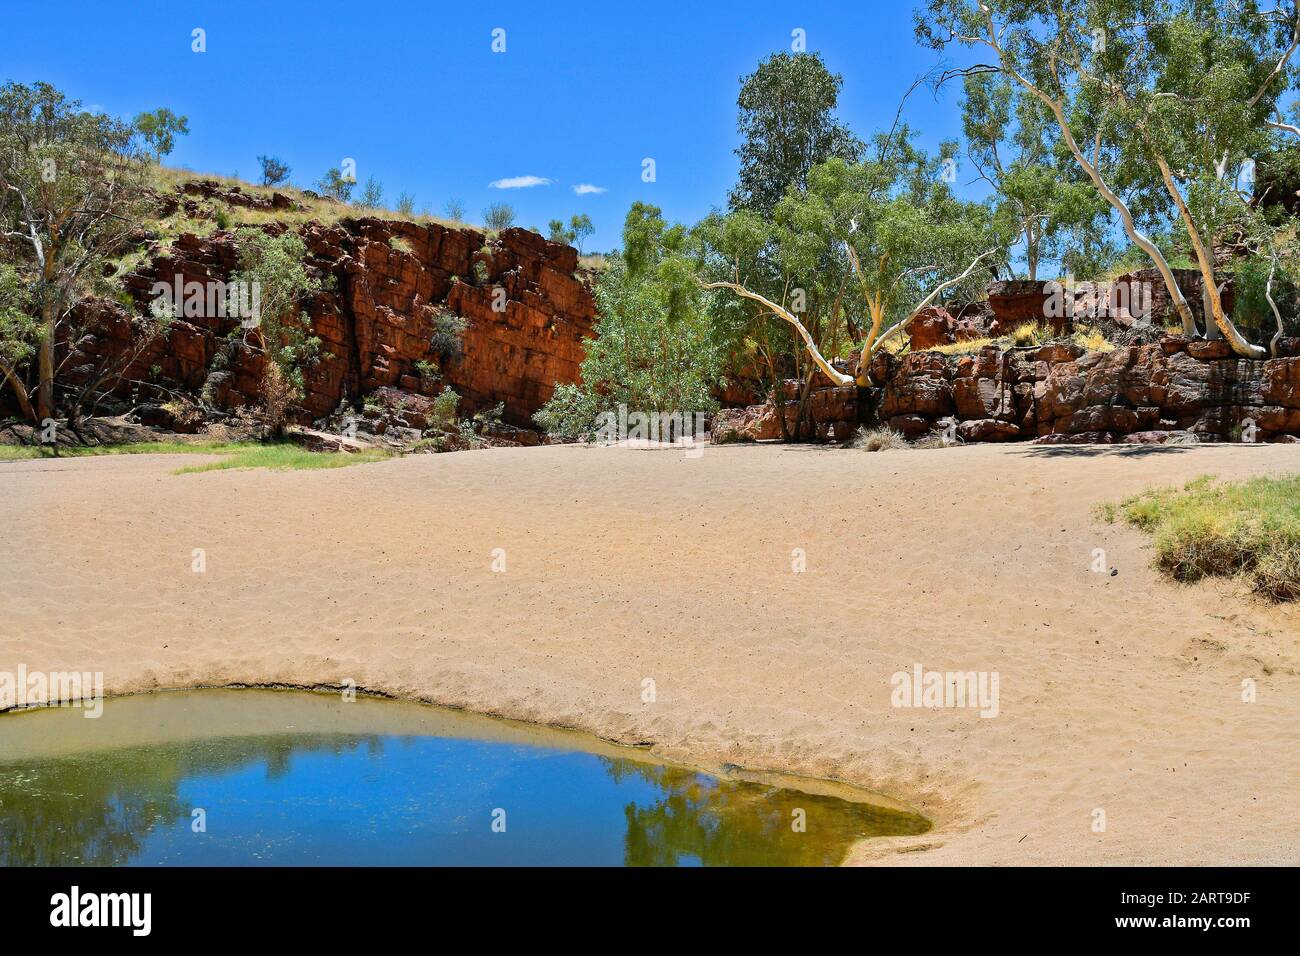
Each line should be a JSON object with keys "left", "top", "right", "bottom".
{"left": 0, "top": 689, "right": 929, "bottom": 866}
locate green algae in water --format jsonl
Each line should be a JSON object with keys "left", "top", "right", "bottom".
{"left": 0, "top": 690, "right": 929, "bottom": 866}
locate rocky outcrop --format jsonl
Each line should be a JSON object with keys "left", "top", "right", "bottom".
{"left": 711, "top": 382, "right": 861, "bottom": 443}
{"left": 979, "top": 269, "right": 1231, "bottom": 338}
{"left": 907, "top": 306, "right": 993, "bottom": 351}
{"left": 880, "top": 337, "right": 1300, "bottom": 442}
{"left": 58, "top": 218, "right": 595, "bottom": 429}
{"left": 714, "top": 336, "right": 1300, "bottom": 445}
{"left": 986, "top": 280, "right": 1057, "bottom": 335}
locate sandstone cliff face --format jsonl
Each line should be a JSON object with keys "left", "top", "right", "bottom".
{"left": 714, "top": 336, "right": 1300, "bottom": 445}
{"left": 61, "top": 219, "right": 595, "bottom": 429}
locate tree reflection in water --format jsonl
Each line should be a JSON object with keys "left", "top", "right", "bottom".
{"left": 0, "top": 731, "right": 928, "bottom": 866}
{"left": 606, "top": 758, "right": 930, "bottom": 866}
{"left": 0, "top": 734, "right": 380, "bottom": 866}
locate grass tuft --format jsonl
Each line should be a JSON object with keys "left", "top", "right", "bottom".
{"left": 172, "top": 444, "right": 393, "bottom": 474}
{"left": 1, "top": 440, "right": 392, "bottom": 474}
{"left": 1100, "top": 474, "right": 1300, "bottom": 601}
{"left": 1011, "top": 321, "right": 1053, "bottom": 347}
{"left": 853, "top": 426, "right": 909, "bottom": 452}
{"left": 1072, "top": 325, "right": 1116, "bottom": 353}
{"left": 929, "top": 336, "right": 998, "bottom": 356}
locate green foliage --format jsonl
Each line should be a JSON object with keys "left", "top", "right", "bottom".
{"left": 172, "top": 443, "right": 392, "bottom": 474}
{"left": 0, "top": 263, "right": 37, "bottom": 372}
{"left": 443, "top": 198, "right": 466, "bottom": 222}
{"left": 229, "top": 229, "right": 323, "bottom": 431}
{"left": 534, "top": 205, "right": 724, "bottom": 439}
{"left": 257, "top": 155, "right": 291, "bottom": 187}
{"left": 919, "top": 0, "right": 1300, "bottom": 350}
{"left": 0, "top": 440, "right": 392, "bottom": 471}
{"left": 730, "top": 52, "right": 864, "bottom": 215}
{"left": 132, "top": 108, "right": 189, "bottom": 160}
{"left": 961, "top": 71, "right": 1110, "bottom": 279}
{"left": 396, "top": 191, "right": 415, "bottom": 216}
{"left": 548, "top": 219, "right": 575, "bottom": 245}
{"left": 483, "top": 202, "right": 515, "bottom": 231}
{"left": 1105, "top": 475, "right": 1300, "bottom": 601}
{"left": 700, "top": 125, "right": 1002, "bottom": 390}
{"left": 317, "top": 167, "right": 355, "bottom": 202}
{"left": 429, "top": 310, "right": 467, "bottom": 358}
{"left": 1230, "top": 255, "right": 1300, "bottom": 342}
{"left": 0, "top": 80, "right": 157, "bottom": 419}
{"left": 432, "top": 388, "right": 459, "bottom": 429}
{"left": 569, "top": 213, "right": 594, "bottom": 254}
{"left": 532, "top": 382, "right": 603, "bottom": 439}
{"left": 548, "top": 215, "right": 594, "bottom": 253}
{"left": 357, "top": 175, "right": 384, "bottom": 209}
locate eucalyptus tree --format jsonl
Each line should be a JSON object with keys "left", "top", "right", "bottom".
{"left": 703, "top": 126, "right": 1002, "bottom": 389}
{"left": 0, "top": 81, "right": 157, "bottom": 424}
{"left": 697, "top": 184, "right": 867, "bottom": 437}
{"left": 730, "top": 52, "right": 864, "bottom": 216}
{"left": 962, "top": 71, "right": 1109, "bottom": 279}
{"left": 534, "top": 203, "right": 725, "bottom": 439}
{"left": 918, "top": 0, "right": 1300, "bottom": 356}
{"left": 131, "top": 108, "right": 189, "bottom": 162}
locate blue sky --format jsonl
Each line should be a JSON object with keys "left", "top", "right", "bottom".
{"left": 0, "top": 0, "right": 973, "bottom": 252}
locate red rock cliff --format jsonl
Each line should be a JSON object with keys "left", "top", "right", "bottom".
{"left": 61, "top": 219, "right": 595, "bottom": 428}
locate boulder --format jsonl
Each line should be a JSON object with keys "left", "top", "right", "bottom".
{"left": 908, "top": 307, "right": 957, "bottom": 351}
{"left": 958, "top": 418, "right": 1021, "bottom": 442}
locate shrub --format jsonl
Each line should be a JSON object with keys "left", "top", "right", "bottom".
{"left": 1072, "top": 325, "right": 1115, "bottom": 353}
{"left": 432, "top": 388, "right": 459, "bottom": 430}
{"left": 533, "top": 383, "right": 602, "bottom": 440}
{"left": 443, "top": 198, "right": 466, "bottom": 222}
{"left": 317, "top": 167, "right": 355, "bottom": 202}
{"left": 852, "top": 425, "right": 908, "bottom": 451}
{"left": 228, "top": 229, "right": 323, "bottom": 436}
{"left": 482, "top": 202, "right": 515, "bottom": 232}
{"left": 1011, "top": 321, "right": 1052, "bottom": 347}
{"left": 429, "top": 310, "right": 466, "bottom": 358}
{"left": 257, "top": 155, "right": 291, "bottom": 187}
{"left": 1230, "top": 256, "right": 1300, "bottom": 344}
{"left": 548, "top": 219, "right": 575, "bottom": 245}
{"left": 357, "top": 175, "right": 383, "bottom": 209}
{"left": 533, "top": 251, "right": 722, "bottom": 438}
{"left": 1102, "top": 474, "right": 1300, "bottom": 601}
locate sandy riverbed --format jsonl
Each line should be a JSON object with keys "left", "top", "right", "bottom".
{"left": 1, "top": 441, "right": 1297, "bottom": 865}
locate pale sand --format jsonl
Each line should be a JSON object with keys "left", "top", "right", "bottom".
{"left": 2, "top": 442, "right": 1297, "bottom": 865}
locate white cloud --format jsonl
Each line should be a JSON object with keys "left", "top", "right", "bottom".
{"left": 572, "top": 183, "right": 607, "bottom": 195}
{"left": 489, "top": 175, "right": 552, "bottom": 189}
